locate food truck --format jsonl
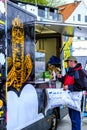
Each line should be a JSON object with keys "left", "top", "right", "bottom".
{"left": 0, "top": 0, "right": 87, "bottom": 130}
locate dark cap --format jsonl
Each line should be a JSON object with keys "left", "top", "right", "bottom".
{"left": 65, "top": 56, "right": 77, "bottom": 62}
{"left": 48, "top": 55, "right": 60, "bottom": 65}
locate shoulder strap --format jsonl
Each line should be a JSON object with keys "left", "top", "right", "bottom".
{"left": 81, "top": 69, "right": 87, "bottom": 78}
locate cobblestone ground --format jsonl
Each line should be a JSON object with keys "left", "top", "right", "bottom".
{"left": 57, "top": 114, "right": 87, "bottom": 130}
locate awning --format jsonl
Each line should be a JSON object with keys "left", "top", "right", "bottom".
{"left": 35, "top": 21, "right": 87, "bottom": 37}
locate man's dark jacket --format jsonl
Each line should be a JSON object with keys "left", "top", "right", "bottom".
{"left": 58, "top": 63, "right": 85, "bottom": 91}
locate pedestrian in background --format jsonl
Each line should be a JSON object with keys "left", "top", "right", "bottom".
{"left": 57, "top": 56, "right": 84, "bottom": 130}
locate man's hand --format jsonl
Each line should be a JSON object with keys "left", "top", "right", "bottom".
{"left": 63, "top": 85, "right": 68, "bottom": 90}
{"left": 57, "top": 74, "right": 62, "bottom": 78}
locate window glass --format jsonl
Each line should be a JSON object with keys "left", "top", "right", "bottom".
{"left": 78, "top": 14, "right": 81, "bottom": 21}
{"left": 85, "top": 16, "right": 87, "bottom": 22}
{"left": 73, "top": 16, "right": 75, "bottom": 21}
{"left": 77, "top": 37, "right": 80, "bottom": 40}
{"left": 85, "top": 37, "right": 87, "bottom": 40}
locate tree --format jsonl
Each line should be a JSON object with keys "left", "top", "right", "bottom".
{"left": 47, "top": 0, "right": 67, "bottom": 7}
{"left": 18, "top": 0, "right": 48, "bottom": 5}
{"left": 12, "top": 0, "right": 67, "bottom": 7}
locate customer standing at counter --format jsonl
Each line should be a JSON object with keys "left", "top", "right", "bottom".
{"left": 57, "top": 56, "right": 84, "bottom": 130}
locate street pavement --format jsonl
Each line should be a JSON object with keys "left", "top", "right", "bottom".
{"left": 57, "top": 114, "right": 87, "bottom": 130}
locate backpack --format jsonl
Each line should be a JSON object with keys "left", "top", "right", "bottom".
{"left": 81, "top": 69, "right": 87, "bottom": 91}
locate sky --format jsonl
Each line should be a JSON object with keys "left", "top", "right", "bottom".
{"left": 66, "top": 0, "right": 87, "bottom": 4}
{"left": 67, "top": 0, "right": 80, "bottom": 3}
{"left": 51, "top": 0, "right": 86, "bottom": 7}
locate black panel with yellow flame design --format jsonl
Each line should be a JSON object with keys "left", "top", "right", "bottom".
{"left": 7, "top": 17, "right": 33, "bottom": 91}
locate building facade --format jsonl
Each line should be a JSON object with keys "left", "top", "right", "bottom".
{"left": 57, "top": 0, "right": 87, "bottom": 69}
{"left": 58, "top": 1, "right": 87, "bottom": 24}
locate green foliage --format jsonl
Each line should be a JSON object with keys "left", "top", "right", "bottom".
{"left": 47, "top": 0, "right": 67, "bottom": 7}
{"left": 19, "top": 0, "right": 48, "bottom": 5}
{"left": 14, "top": 0, "right": 67, "bottom": 7}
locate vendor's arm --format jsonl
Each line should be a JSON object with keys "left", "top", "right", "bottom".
{"left": 57, "top": 74, "right": 64, "bottom": 83}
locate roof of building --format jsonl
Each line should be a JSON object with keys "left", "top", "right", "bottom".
{"left": 57, "top": 1, "right": 81, "bottom": 21}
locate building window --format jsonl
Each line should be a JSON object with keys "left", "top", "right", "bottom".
{"left": 78, "top": 14, "right": 81, "bottom": 21}
{"left": 85, "top": 16, "right": 87, "bottom": 22}
{"left": 73, "top": 16, "right": 75, "bottom": 21}
{"left": 77, "top": 37, "right": 80, "bottom": 40}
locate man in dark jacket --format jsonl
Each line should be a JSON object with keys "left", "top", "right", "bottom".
{"left": 57, "top": 56, "right": 83, "bottom": 130}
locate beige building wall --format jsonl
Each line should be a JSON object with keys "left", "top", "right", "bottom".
{"left": 35, "top": 38, "right": 60, "bottom": 66}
